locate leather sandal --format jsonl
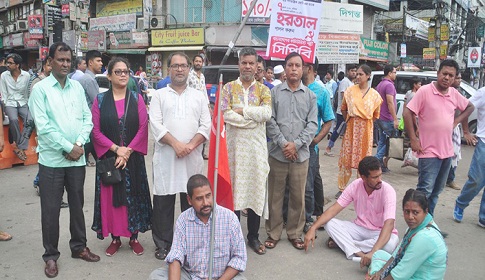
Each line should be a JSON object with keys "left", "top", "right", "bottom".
{"left": 288, "top": 238, "right": 305, "bottom": 250}
{"left": 327, "top": 237, "right": 338, "bottom": 249}
{"left": 264, "top": 238, "right": 279, "bottom": 249}
{"left": 155, "top": 247, "right": 169, "bottom": 260}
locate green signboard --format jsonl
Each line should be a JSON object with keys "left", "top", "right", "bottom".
{"left": 359, "top": 37, "right": 389, "bottom": 62}
{"left": 477, "top": 25, "right": 484, "bottom": 39}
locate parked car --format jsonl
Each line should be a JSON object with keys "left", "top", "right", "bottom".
{"left": 95, "top": 74, "right": 156, "bottom": 103}
{"left": 203, "top": 65, "right": 240, "bottom": 104}
{"left": 370, "top": 71, "right": 478, "bottom": 134}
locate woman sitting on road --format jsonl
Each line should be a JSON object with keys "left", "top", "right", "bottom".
{"left": 367, "top": 189, "right": 447, "bottom": 280}
{"left": 91, "top": 57, "right": 152, "bottom": 257}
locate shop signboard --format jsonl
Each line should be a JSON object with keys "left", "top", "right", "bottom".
{"left": 316, "top": 33, "right": 359, "bottom": 64}
{"left": 467, "top": 47, "right": 482, "bottom": 68}
{"left": 359, "top": 37, "right": 389, "bottom": 62}
{"left": 90, "top": 14, "right": 137, "bottom": 32}
{"left": 62, "top": 30, "right": 76, "bottom": 50}
{"left": 242, "top": 0, "right": 272, "bottom": 24}
{"left": 440, "top": 24, "right": 449, "bottom": 41}
{"left": 3, "top": 33, "right": 24, "bottom": 48}
{"left": 405, "top": 14, "right": 429, "bottom": 40}
{"left": 439, "top": 45, "right": 448, "bottom": 60}
{"left": 481, "top": 42, "right": 485, "bottom": 67}
{"left": 87, "top": 30, "right": 107, "bottom": 52}
{"left": 353, "top": 0, "right": 388, "bottom": 10}
{"left": 62, "top": 4, "right": 69, "bottom": 18}
{"left": 151, "top": 28, "right": 204, "bottom": 46}
{"left": 69, "top": 2, "right": 76, "bottom": 21}
{"left": 428, "top": 27, "right": 435, "bottom": 42}
{"left": 423, "top": 48, "right": 435, "bottom": 60}
{"left": 28, "top": 15, "right": 43, "bottom": 39}
{"left": 96, "top": 0, "right": 142, "bottom": 17}
{"left": 46, "top": 4, "right": 62, "bottom": 31}
{"left": 267, "top": 0, "right": 323, "bottom": 63}
{"left": 320, "top": 2, "right": 363, "bottom": 34}
{"left": 108, "top": 31, "right": 148, "bottom": 49}
{"left": 23, "top": 32, "right": 40, "bottom": 49}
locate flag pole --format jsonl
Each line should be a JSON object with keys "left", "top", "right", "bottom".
{"left": 208, "top": 74, "right": 223, "bottom": 280}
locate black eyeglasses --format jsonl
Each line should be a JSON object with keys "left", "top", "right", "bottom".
{"left": 169, "top": 64, "right": 189, "bottom": 70}
{"left": 113, "top": 70, "right": 129, "bottom": 76}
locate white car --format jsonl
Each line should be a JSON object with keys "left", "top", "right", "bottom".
{"left": 370, "top": 71, "right": 478, "bottom": 134}
{"left": 95, "top": 74, "right": 156, "bottom": 104}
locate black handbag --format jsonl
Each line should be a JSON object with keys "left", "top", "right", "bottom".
{"left": 96, "top": 91, "right": 131, "bottom": 186}
{"left": 97, "top": 157, "right": 122, "bottom": 185}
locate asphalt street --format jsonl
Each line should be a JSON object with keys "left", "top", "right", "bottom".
{"left": 1, "top": 137, "right": 484, "bottom": 280}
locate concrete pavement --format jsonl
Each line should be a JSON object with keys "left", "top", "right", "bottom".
{"left": 1, "top": 138, "right": 484, "bottom": 279}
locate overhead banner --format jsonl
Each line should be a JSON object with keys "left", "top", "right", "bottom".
{"left": 467, "top": 47, "right": 482, "bottom": 68}
{"left": 267, "top": 0, "right": 323, "bottom": 63}
{"left": 405, "top": 14, "right": 429, "bottom": 40}
{"left": 242, "top": 0, "right": 272, "bottom": 24}
{"left": 359, "top": 37, "right": 389, "bottom": 62}
{"left": 320, "top": 2, "right": 363, "bottom": 34}
{"left": 96, "top": 0, "right": 142, "bottom": 17}
{"left": 151, "top": 28, "right": 204, "bottom": 46}
{"left": 28, "top": 15, "right": 43, "bottom": 39}
{"left": 317, "top": 33, "right": 359, "bottom": 64}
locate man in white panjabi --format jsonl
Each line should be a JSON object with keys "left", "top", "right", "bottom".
{"left": 220, "top": 47, "right": 272, "bottom": 255}
{"left": 149, "top": 52, "right": 211, "bottom": 261}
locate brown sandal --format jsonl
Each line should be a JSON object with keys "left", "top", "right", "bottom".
{"left": 248, "top": 239, "right": 266, "bottom": 255}
{"left": 264, "top": 238, "right": 279, "bottom": 249}
{"left": 288, "top": 238, "right": 304, "bottom": 250}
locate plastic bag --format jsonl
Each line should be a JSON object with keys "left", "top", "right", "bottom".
{"left": 401, "top": 148, "right": 418, "bottom": 169}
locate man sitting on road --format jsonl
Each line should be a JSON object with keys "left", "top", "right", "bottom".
{"left": 304, "top": 156, "right": 399, "bottom": 268}
{"left": 148, "top": 174, "right": 247, "bottom": 280}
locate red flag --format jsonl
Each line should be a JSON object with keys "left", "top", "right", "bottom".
{"left": 207, "top": 78, "right": 234, "bottom": 211}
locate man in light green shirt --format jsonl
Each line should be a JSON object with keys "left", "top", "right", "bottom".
{"left": 28, "top": 42, "right": 99, "bottom": 279}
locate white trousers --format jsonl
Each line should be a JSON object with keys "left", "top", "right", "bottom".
{"left": 324, "top": 218, "right": 399, "bottom": 259}
{"left": 148, "top": 266, "right": 247, "bottom": 280}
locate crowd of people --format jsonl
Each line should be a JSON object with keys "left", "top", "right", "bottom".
{"left": 1, "top": 42, "right": 485, "bottom": 280}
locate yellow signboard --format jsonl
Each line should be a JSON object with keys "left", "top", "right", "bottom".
{"left": 439, "top": 45, "right": 448, "bottom": 59}
{"left": 423, "top": 48, "right": 436, "bottom": 60}
{"left": 428, "top": 27, "right": 435, "bottom": 42}
{"left": 440, "top": 24, "right": 449, "bottom": 41}
{"left": 97, "top": 0, "right": 142, "bottom": 17}
{"left": 151, "top": 28, "right": 205, "bottom": 46}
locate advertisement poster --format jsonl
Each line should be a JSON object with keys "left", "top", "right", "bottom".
{"left": 467, "top": 47, "right": 482, "bottom": 68}
{"left": 242, "top": 0, "right": 273, "bottom": 24}
{"left": 39, "top": 47, "right": 49, "bottom": 61}
{"left": 90, "top": 14, "right": 137, "bottom": 32}
{"left": 316, "top": 33, "right": 359, "bottom": 64}
{"left": 266, "top": 0, "right": 323, "bottom": 63}
{"left": 87, "top": 30, "right": 107, "bottom": 52}
{"left": 422, "top": 48, "right": 435, "bottom": 60}
{"left": 28, "top": 15, "right": 43, "bottom": 39}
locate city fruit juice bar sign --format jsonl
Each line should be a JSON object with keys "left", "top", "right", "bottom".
{"left": 151, "top": 28, "right": 204, "bottom": 46}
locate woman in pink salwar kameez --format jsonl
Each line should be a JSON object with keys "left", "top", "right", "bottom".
{"left": 91, "top": 57, "right": 152, "bottom": 257}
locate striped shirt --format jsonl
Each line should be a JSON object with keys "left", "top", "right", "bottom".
{"left": 166, "top": 205, "right": 247, "bottom": 279}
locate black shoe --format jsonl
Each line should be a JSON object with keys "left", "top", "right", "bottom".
{"left": 303, "top": 222, "right": 312, "bottom": 233}
{"left": 61, "top": 201, "right": 69, "bottom": 208}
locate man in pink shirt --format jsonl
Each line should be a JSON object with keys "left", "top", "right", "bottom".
{"left": 304, "top": 156, "right": 398, "bottom": 268}
{"left": 403, "top": 59, "right": 475, "bottom": 216}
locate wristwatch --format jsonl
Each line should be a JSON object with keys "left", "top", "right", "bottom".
{"left": 75, "top": 141, "right": 82, "bottom": 147}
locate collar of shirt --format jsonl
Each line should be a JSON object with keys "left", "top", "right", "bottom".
{"left": 186, "top": 206, "right": 215, "bottom": 225}
{"left": 235, "top": 77, "right": 256, "bottom": 88}
{"left": 431, "top": 81, "right": 454, "bottom": 97}
{"left": 85, "top": 69, "right": 96, "bottom": 79}
{"left": 45, "top": 73, "right": 73, "bottom": 89}
{"left": 281, "top": 80, "right": 305, "bottom": 92}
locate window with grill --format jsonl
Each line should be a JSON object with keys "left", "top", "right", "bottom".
{"left": 169, "top": 0, "right": 241, "bottom": 24}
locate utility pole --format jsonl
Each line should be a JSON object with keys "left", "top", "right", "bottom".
{"left": 435, "top": 0, "right": 445, "bottom": 70}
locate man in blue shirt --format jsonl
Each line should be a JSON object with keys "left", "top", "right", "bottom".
{"left": 157, "top": 75, "right": 171, "bottom": 89}
{"left": 29, "top": 42, "right": 100, "bottom": 278}
{"left": 302, "top": 57, "right": 335, "bottom": 232}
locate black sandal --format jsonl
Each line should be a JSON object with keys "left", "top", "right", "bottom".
{"left": 248, "top": 239, "right": 266, "bottom": 255}
{"left": 155, "top": 247, "right": 169, "bottom": 260}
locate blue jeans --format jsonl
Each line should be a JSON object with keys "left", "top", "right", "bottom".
{"left": 456, "top": 139, "right": 485, "bottom": 223}
{"left": 327, "top": 114, "right": 344, "bottom": 149}
{"left": 305, "top": 145, "right": 323, "bottom": 222}
{"left": 375, "top": 119, "right": 396, "bottom": 162}
{"left": 417, "top": 157, "right": 452, "bottom": 216}
{"left": 446, "top": 166, "right": 456, "bottom": 184}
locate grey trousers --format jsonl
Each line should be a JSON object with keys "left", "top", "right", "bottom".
{"left": 148, "top": 266, "right": 247, "bottom": 280}
{"left": 5, "top": 104, "right": 33, "bottom": 150}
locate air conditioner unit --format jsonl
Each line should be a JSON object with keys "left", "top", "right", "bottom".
{"left": 62, "top": 18, "right": 72, "bottom": 30}
{"left": 150, "top": 16, "right": 165, "bottom": 29}
{"left": 8, "top": 24, "right": 15, "bottom": 32}
{"left": 137, "top": 18, "right": 144, "bottom": 30}
{"left": 16, "top": 20, "right": 28, "bottom": 31}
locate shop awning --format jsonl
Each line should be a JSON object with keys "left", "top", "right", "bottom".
{"left": 106, "top": 49, "right": 148, "bottom": 55}
{"left": 148, "top": 46, "right": 204, "bottom": 52}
